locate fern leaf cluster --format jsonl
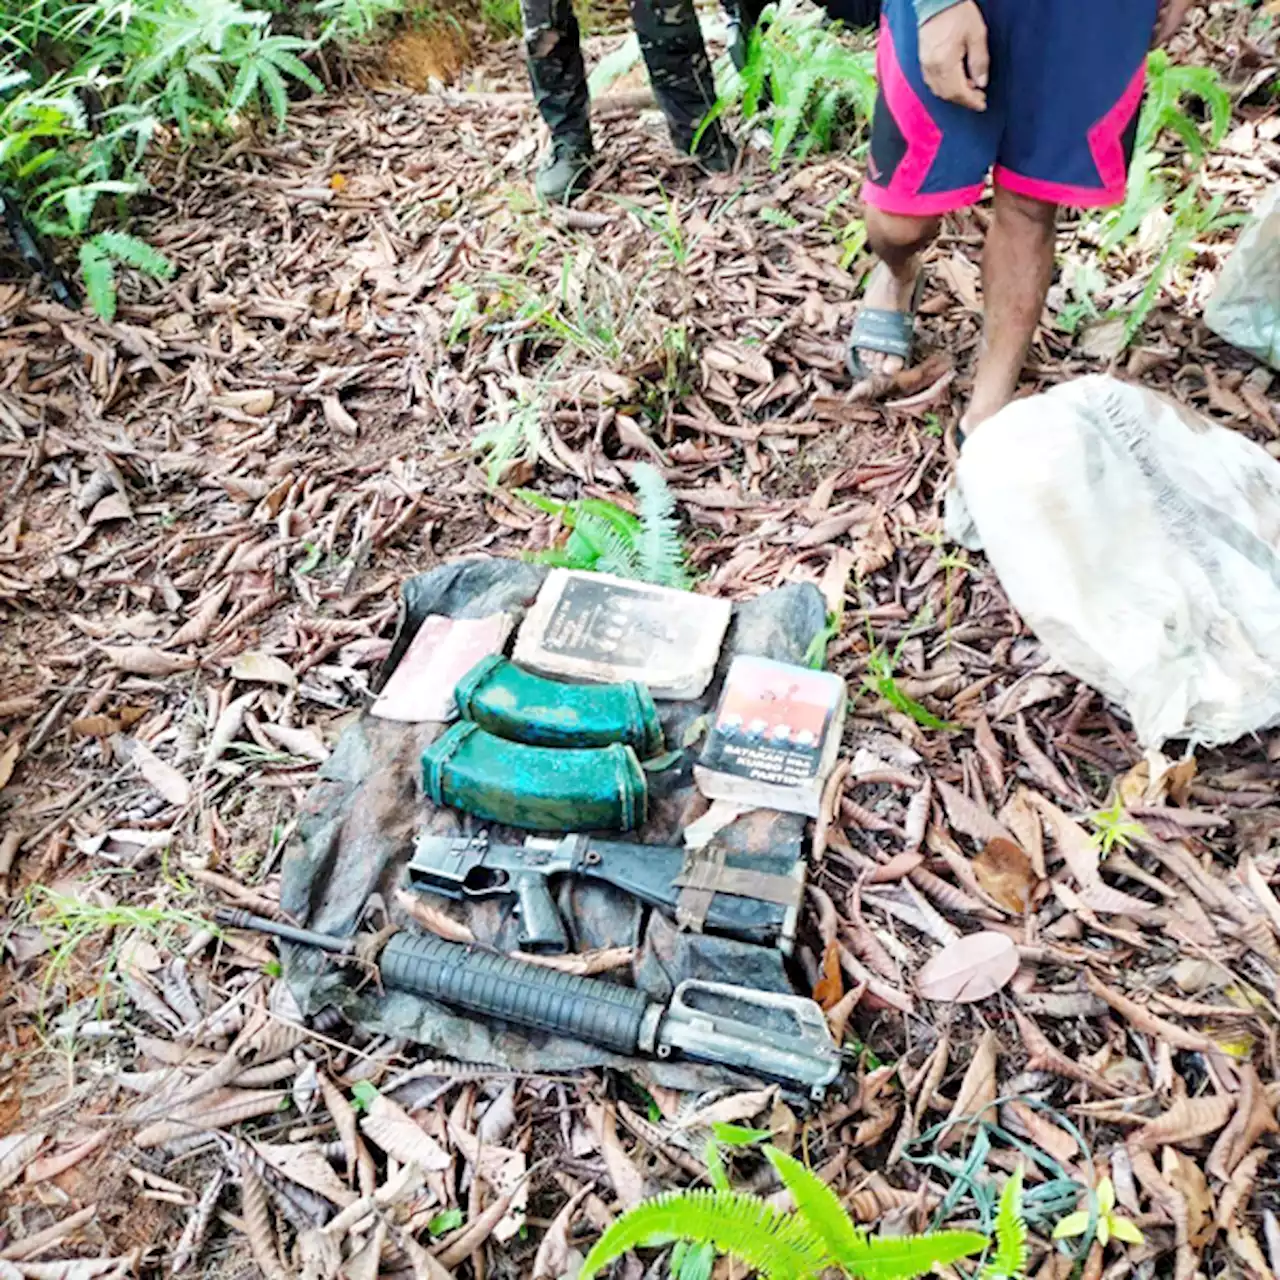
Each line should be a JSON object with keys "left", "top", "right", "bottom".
{"left": 578, "top": 1187, "right": 830, "bottom": 1280}
{"left": 702, "top": 1, "right": 876, "bottom": 168}
{"left": 983, "top": 1167, "right": 1027, "bottom": 1280}
{"left": 578, "top": 1144, "right": 990, "bottom": 1280}
{"left": 78, "top": 230, "right": 173, "bottom": 320}
{"left": 632, "top": 462, "right": 691, "bottom": 589}
{"left": 516, "top": 462, "right": 691, "bottom": 589}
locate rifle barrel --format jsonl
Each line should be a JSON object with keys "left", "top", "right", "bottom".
{"left": 214, "top": 908, "right": 357, "bottom": 955}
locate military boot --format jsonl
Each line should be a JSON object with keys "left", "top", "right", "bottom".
{"left": 535, "top": 136, "right": 596, "bottom": 203}
{"left": 686, "top": 120, "right": 738, "bottom": 174}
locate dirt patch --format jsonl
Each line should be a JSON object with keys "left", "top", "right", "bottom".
{"left": 371, "top": 22, "right": 476, "bottom": 88}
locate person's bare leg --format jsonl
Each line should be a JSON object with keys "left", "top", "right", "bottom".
{"left": 855, "top": 206, "right": 942, "bottom": 376}
{"left": 966, "top": 185, "right": 1057, "bottom": 429}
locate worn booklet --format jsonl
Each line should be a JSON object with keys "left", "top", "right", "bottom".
{"left": 371, "top": 613, "right": 512, "bottom": 722}
{"left": 694, "top": 655, "right": 847, "bottom": 817}
{"left": 513, "top": 569, "right": 731, "bottom": 700}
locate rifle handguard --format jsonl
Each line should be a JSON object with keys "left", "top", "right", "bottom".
{"left": 455, "top": 655, "right": 664, "bottom": 757}
{"left": 380, "top": 931, "right": 651, "bottom": 1053}
{"left": 422, "top": 721, "right": 648, "bottom": 832}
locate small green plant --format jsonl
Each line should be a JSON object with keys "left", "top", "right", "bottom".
{"left": 1052, "top": 1176, "right": 1143, "bottom": 1251}
{"left": 579, "top": 1145, "right": 988, "bottom": 1280}
{"left": 314, "top": 0, "right": 409, "bottom": 40}
{"left": 698, "top": 0, "right": 876, "bottom": 168}
{"left": 428, "top": 1208, "right": 466, "bottom": 1236}
{"left": 1087, "top": 796, "right": 1146, "bottom": 858}
{"left": 861, "top": 613, "right": 957, "bottom": 733}
{"left": 1117, "top": 179, "right": 1244, "bottom": 347}
{"left": 1054, "top": 261, "right": 1106, "bottom": 336}
{"left": 26, "top": 885, "right": 211, "bottom": 1021}
{"left": 516, "top": 462, "right": 692, "bottom": 588}
{"left": 803, "top": 610, "right": 842, "bottom": 669}
{"left": 0, "top": 0, "right": 387, "bottom": 315}
{"left": 864, "top": 644, "right": 956, "bottom": 732}
{"left": 1095, "top": 52, "right": 1239, "bottom": 349}
{"left": 79, "top": 228, "right": 173, "bottom": 319}
{"left": 982, "top": 1168, "right": 1027, "bottom": 1280}
{"left": 758, "top": 206, "right": 799, "bottom": 231}
{"left": 612, "top": 191, "right": 692, "bottom": 268}
{"left": 477, "top": 0, "right": 522, "bottom": 39}
{"left": 474, "top": 393, "right": 546, "bottom": 487}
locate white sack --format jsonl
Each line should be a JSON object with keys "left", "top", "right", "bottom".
{"left": 1205, "top": 183, "right": 1280, "bottom": 370}
{"left": 945, "top": 375, "right": 1280, "bottom": 748}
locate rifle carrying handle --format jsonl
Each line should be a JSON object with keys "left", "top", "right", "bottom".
{"left": 456, "top": 656, "right": 664, "bottom": 757}
{"left": 379, "top": 931, "right": 649, "bottom": 1054}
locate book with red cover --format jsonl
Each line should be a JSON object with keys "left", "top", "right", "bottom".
{"left": 694, "top": 655, "right": 846, "bottom": 817}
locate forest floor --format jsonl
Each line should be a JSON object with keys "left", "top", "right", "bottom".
{"left": 2, "top": 5, "right": 1280, "bottom": 1279}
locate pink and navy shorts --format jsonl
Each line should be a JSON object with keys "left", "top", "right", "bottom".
{"left": 864, "top": 0, "right": 1158, "bottom": 215}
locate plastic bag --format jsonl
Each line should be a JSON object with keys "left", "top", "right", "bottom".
{"left": 945, "top": 375, "right": 1280, "bottom": 748}
{"left": 1205, "top": 183, "right": 1280, "bottom": 370}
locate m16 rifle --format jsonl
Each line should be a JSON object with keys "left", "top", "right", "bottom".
{"left": 215, "top": 909, "right": 841, "bottom": 1099}
{"left": 406, "top": 831, "right": 804, "bottom": 956}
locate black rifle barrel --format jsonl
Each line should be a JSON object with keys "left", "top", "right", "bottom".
{"left": 214, "top": 908, "right": 358, "bottom": 955}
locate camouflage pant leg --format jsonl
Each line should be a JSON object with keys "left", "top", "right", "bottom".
{"left": 630, "top": 0, "right": 720, "bottom": 153}
{"left": 522, "top": 0, "right": 592, "bottom": 144}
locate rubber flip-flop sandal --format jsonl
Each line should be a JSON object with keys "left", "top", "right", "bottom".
{"left": 847, "top": 273, "right": 925, "bottom": 380}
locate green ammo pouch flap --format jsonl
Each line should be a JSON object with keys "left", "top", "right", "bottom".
{"left": 422, "top": 720, "right": 648, "bottom": 832}
{"left": 454, "top": 655, "right": 664, "bottom": 756}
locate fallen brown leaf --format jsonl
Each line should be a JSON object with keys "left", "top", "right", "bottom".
{"left": 813, "top": 936, "right": 844, "bottom": 1010}
{"left": 1207, "top": 1064, "right": 1278, "bottom": 1180}
{"left": 532, "top": 1184, "right": 591, "bottom": 1280}
{"left": 239, "top": 1162, "right": 287, "bottom": 1280}
{"left": 0, "top": 1132, "right": 46, "bottom": 1192}
{"left": 973, "top": 837, "right": 1036, "bottom": 913}
{"left": 393, "top": 888, "right": 475, "bottom": 943}
{"left": 101, "top": 645, "right": 196, "bottom": 677}
{"left": 0, "top": 738, "right": 19, "bottom": 791}
{"left": 1161, "top": 1147, "right": 1214, "bottom": 1248}
{"left": 123, "top": 738, "right": 192, "bottom": 807}
{"left": 359, "top": 1091, "right": 451, "bottom": 1171}
{"left": 1133, "top": 1092, "right": 1235, "bottom": 1150}
{"left": 940, "top": 1029, "right": 997, "bottom": 1149}
{"left": 586, "top": 1100, "right": 646, "bottom": 1210}
{"left": 520, "top": 946, "right": 633, "bottom": 976}
{"left": 917, "top": 931, "right": 1018, "bottom": 1003}
{"left": 230, "top": 651, "right": 296, "bottom": 687}
{"left": 934, "top": 779, "right": 1016, "bottom": 847}
{"left": 1013, "top": 714, "right": 1078, "bottom": 802}
{"left": 23, "top": 1130, "right": 111, "bottom": 1184}
{"left": 171, "top": 581, "right": 232, "bottom": 647}
{"left": 0, "top": 1204, "right": 99, "bottom": 1263}
{"left": 1087, "top": 973, "right": 1217, "bottom": 1053}
{"left": 1003, "top": 1100, "right": 1077, "bottom": 1166}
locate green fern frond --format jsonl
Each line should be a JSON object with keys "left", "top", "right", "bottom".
{"left": 671, "top": 1241, "right": 716, "bottom": 1280}
{"left": 572, "top": 497, "right": 644, "bottom": 543}
{"left": 765, "top": 1147, "right": 865, "bottom": 1264}
{"left": 513, "top": 488, "right": 571, "bottom": 520}
{"left": 983, "top": 1167, "right": 1027, "bottom": 1280}
{"left": 78, "top": 239, "right": 116, "bottom": 319}
{"left": 578, "top": 1188, "right": 830, "bottom": 1280}
{"left": 91, "top": 230, "right": 174, "bottom": 279}
{"left": 632, "top": 462, "right": 690, "bottom": 589}
{"left": 578, "top": 509, "right": 642, "bottom": 579}
{"left": 839, "top": 1231, "right": 989, "bottom": 1280}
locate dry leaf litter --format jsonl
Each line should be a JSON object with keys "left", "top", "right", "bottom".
{"left": 1, "top": 5, "right": 1280, "bottom": 1279}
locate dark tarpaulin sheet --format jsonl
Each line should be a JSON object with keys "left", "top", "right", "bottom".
{"left": 280, "top": 558, "right": 827, "bottom": 1090}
